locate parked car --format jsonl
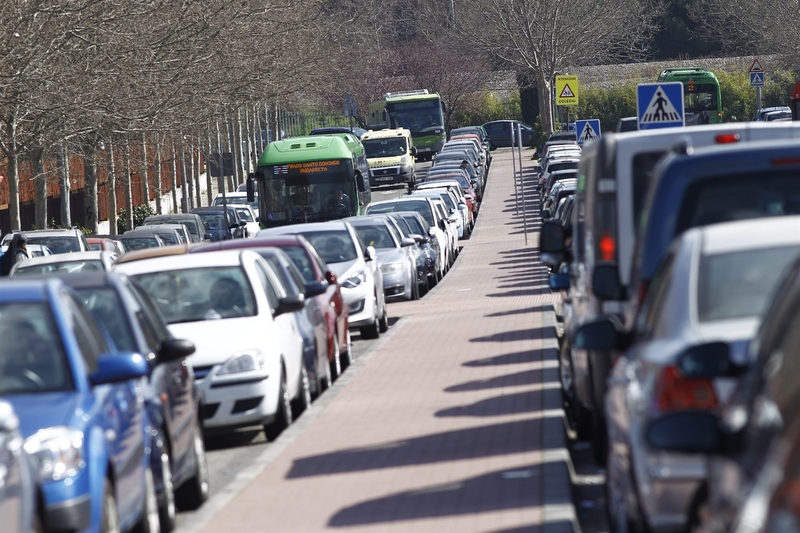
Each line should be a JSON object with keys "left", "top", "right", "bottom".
{"left": 753, "top": 105, "right": 792, "bottom": 121}
{"left": 421, "top": 171, "right": 478, "bottom": 215}
{"left": 398, "top": 211, "right": 442, "bottom": 288}
{"left": 616, "top": 116, "right": 638, "bottom": 132}
{"left": 540, "top": 122, "right": 800, "bottom": 462}
{"left": 1, "top": 229, "right": 90, "bottom": 255}
{"left": 211, "top": 191, "right": 260, "bottom": 218}
{"left": 0, "top": 400, "right": 36, "bottom": 533}
{"left": 115, "top": 250, "right": 307, "bottom": 439}
{"left": 189, "top": 235, "right": 351, "bottom": 391}
{"left": 88, "top": 236, "right": 126, "bottom": 255}
{"left": 575, "top": 215, "right": 800, "bottom": 533}
{"left": 129, "top": 224, "right": 190, "bottom": 245}
{"left": 482, "top": 120, "right": 535, "bottom": 147}
{"left": 259, "top": 222, "right": 388, "bottom": 340}
{"left": 118, "top": 231, "right": 166, "bottom": 251}
{"left": 0, "top": 277, "right": 160, "bottom": 533}
{"left": 26, "top": 244, "right": 53, "bottom": 258}
{"left": 191, "top": 206, "right": 246, "bottom": 241}
{"left": 143, "top": 214, "right": 206, "bottom": 243}
{"left": 414, "top": 180, "right": 474, "bottom": 232}
{"left": 229, "top": 204, "right": 260, "bottom": 238}
{"left": 345, "top": 216, "right": 420, "bottom": 301}
{"left": 10, "top": 250, "right": 118, "bottom": 276}
{"left": 449, "top": 125, "right": 493, "bottom": 152}
{"left": 60, "top": 272, "right": 209, "bottom": 529}
{"left": 383, "top": 212, "right": 433, "bottom": 296}
{"left": 426, "top": 166, "right": 481, "bottom": 205}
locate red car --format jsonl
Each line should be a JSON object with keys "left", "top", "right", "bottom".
{"left": 189, "top": 235, "right": 351, "bottom": 387}
{"left": 87, "top": 236, "right": 125, "bottom": 255}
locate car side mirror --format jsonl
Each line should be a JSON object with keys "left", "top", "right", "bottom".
{"left": 158, "top": 339, "right": 195, "bottom": 364}
{"left": 592, "top": 262, "right": 624, "bottom": 301}
{"left": 411, "top": 147, "right": 418, "bottom": 157}
{"left": 325, "top": 271, "right": 338, "bottom": 284}
{"left": 204, "top": 232, "right": 213, "bottom": 241}
{"left": 645, "top": 411, "right": 724, "bottom": 454}
{"left": 275, "top": 294, "right": 305, "bottom": 316}
{"left": 304, "top": 280, "right": 329, "bottom": 297}
{"left": 400, "top": 237, "right": 415, "bottom": 247}
{"left": 677, "top": 342, "right": 746, "bottom": 378}
{"left": 410, "top": 233, "right": 428, "bottom": 244}
{"left": 365, "top": 246, "right": 377, "bottom": 262}
{"left": 90, "top": 352, "right": 149, "bottom": 385}
{"left": 572, "top": 315, "right": 631, "bottom": 352}
{"left": 246, "top": 173, "right": 256, "bottom": 203}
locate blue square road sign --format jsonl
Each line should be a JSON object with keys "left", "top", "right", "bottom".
{"left": 575, "top": 119, "right": 601, "bottom": 145}
{"left": 750, "top": 72, "right": 765, "bottom": 87}
{"left": 636, "top": 82, "right": 685, "bottom": 130}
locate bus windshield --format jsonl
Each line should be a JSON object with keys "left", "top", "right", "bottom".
{"left": 685, "top": 84, "right": 719, "bottom": 112}
{"left": 387, "top": 100, "right": 444, "bottom": 135}
{"left": 258, "top": 159, "right": 359, "bottom": 224}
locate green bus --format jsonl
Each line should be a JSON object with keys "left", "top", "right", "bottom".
{"left": 250, "top": 133, "right": 371, "bottom": 228}
{"left": 657, "top": 67, "right": 722, "bottom": 125}
{"left": 367, "top": 89, "right": 446, "bottom": 160}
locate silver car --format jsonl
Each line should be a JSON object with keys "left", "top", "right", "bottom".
{"left": 0, "top": 401, "right": 36, "bottom": 533}
{"left": 574, "top": 215, "right": 800, "bottom": 532}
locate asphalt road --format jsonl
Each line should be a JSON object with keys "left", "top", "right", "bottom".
{"left": 173, "top": 163, "right": 432, "bottom": 529}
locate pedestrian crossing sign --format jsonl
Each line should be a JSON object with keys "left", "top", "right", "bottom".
{"left": 636, "top": 82, "right": 684, "bottom": 130}
{"left": 556, "top": 76, "right": 579, "bottom": 106}
{"left": 575, "top": 119, "right": 601, "bottom": 145}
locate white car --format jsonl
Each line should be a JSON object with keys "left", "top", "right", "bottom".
{"left": 229, "top": 204, "right": 260, "bottom": 238}
{"left": 10, "top": 250, "right": 118, "bottom": 276}
{"left": 258, "top": 222, "right": 388, "bottom": 339}
{"left": 410, "top": 189, "right": 468, "bottom": 240}
{"left": 115, "top": 250, "right": 307, "bottom": 438}
{"left": 415, "top": 180, "right": 473, "bottom": 233}
{"left": 212, "top": 191, "right": 260, "bottom": 219}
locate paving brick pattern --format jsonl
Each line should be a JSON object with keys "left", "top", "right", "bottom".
{"left": 196, "top": 150, "right": 575, "bottom": 533}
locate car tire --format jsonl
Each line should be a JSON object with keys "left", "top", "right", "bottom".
{"left": 134, "top": 467, "right": 160, "bottom": 533}
{"left": 360, "top": 296, "right": 380, "bottom": 340}
{"left": 100, "top": 479, "right": 119, "bottom": 533}
{"left": 175, "top": 419, "right": 209, "bottom": 511}
{"left": 291, "top": 366, "right": 311, "bottom": 418}
{"left": 157, "top": 451, "right": 176, "bottom": 532}
{"left": 378, "top": 300, "right": 389, "bottom": 333}
{"left": 341, "top": 329, "right": 353, "bottom": 368}
{"left": 264, "top": 367, "right": 292, "bottom": 441}
{"left": 419, "top": 276, "right": 429, "bottom": 297}
{"left": 410, "top": 273, "right": 420, "bottom": 301}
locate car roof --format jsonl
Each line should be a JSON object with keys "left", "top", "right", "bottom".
{"left": 0, "top": 277, "right": 59, "bottom": 302}
{"left": 699, "top": 215, "right": 800, "bottom": 256}
{"left": 114, "top": 248, "right": 255, "bottom": 275}
{"left": 343, "top": 215, "right": 392, "bottom": 226}
{"left": 14, "top": 251, "right": 111, "bottom": 266}
{"left": 189, "top": 235, "right": 302, "bottom": 253}
{"left": 115, "top": 243, "right": 196, "bottom": 264}
{"left": 257, "top": 221, "right": 351, "bottom": 236}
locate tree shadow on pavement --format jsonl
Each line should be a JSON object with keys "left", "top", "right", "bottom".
{"left": 470, "top": 326, "right": 557, "bottom": 343}
{"left": 327, "top": 462, "right": 569, "bottom": 528}
{"left": 445, "top": 367, "right": 559, "bottom": 393}
{"left": 463, "top": 350, "right": 542, "bottom": 367}
{"left": 484, "top": 305, "right": 547, "bottom": 317}
{"left": 286, "top": 417, "right": 560, "bottom": 479}
{"left": 435, "top": 388, "right": 561, "bottom": 417}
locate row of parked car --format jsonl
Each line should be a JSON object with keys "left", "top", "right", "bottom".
{"left": 539, "top": 121, "right": 800, "bottom": 532}
{"left": 0, "top": 122, "right": 492, "bottom": 533}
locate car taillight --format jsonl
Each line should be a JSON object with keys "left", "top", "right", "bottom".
{"left": 715, "top": 133, "right": 740, "bottom": 144}
{"left": 655, "top": 366, "right": 718, "bottom": 413}
{"left": 599, "top": 235, "right": 616, "bottom": 261}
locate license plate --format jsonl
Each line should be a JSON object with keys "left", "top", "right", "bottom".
{"left": 377, "top": 176, "right": 393, "bottom": 181}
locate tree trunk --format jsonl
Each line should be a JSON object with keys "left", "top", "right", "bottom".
{"left": 181, "top": 132, "right": 193, "bottom": 211}
{"left": 235, "top": 109, "right": 246, "bottom": 184}
{"left": 154, "top": 141, "right": 163, "bottom": 214}
{"left": 124, "top": 138, "right": 134, "bottom": 231}
{"left": 32, "top": 147, "right": 47, "bottom": 230}
{"left": 170, "top": 138, "right": 179, "bottom": 213}
{"left": 58, "top": 144, "right": 71, "bottom": 228}
{"left": 538, "top": 73, "right": 555, "bottom": 135}
{"left": 107, "top": 139, "right": 118, "bottom": 235}
{"left": 194, "top": 139, "right": 202, "bottom": 208}
{"left": 83, "top": 143, "right": 99, "bottom": 234}
{"left": 141, "top": 132, "right": 150, "bottom": 209}
{"left": 206, "top": 130, "right": 213, "bottom": 206}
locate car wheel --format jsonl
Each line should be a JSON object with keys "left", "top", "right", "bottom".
{"left": 419, "top": 275, "right": 429, "bottom": 297}
{"left": 291, "top": 366, "right": 311, "bottom": 418}
{"left": 157, "top": 451, "right": 176, "bottom": 532}
{"left": 341, "top": 328, "right": 354, "bottom": 367}
{"left": 330, "top": 335, "right": 343, "bottom": 378}
{"left": 175, "top": 419, "right": 209, "bottom": 510}
{"left": 360, "top": 296, "right": 380, "bottom": 339}
{"left": 264, "top": 367, "right": 292, "bottom": 441}
{"left": 134, "top": 467, "right": 160, "bottom": 533}
{"left": 378, "top": 299, "right": 389, "bottom": 333}
{"left": 411, "top": 273, "right": 420, "bottom": 301}
{"left": 100, "top": 479, "right": 120, "bottom": 533}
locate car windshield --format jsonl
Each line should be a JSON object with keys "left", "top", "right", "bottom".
{"left": 299, "top": 231, "right": 358, "bottom": 264}
{"left": 279, "top": 246, "right": 316, "bottom": 283}
{"left": 153, "top": 232, "right": 178, "bottom": 245}
{"left": 76, "top": 287, "right": 136, "bottom": 352}
{"left": 362, "top": 138, "right": 408, "bottom": 158}
{"left": 27, "top": 236, "right": 80, "bottom": 254}
{"left": 121, "top": 237, "right": 160, "bottom": 250}
{"left": 547, "top": 162, "right": 579, "bottom": 174}
{"left": 197, "top": 212, "right": 226, "bottom": 229}
{"left": 353, "top": 224, "right": 396, "bottom": 249}
{"left": 134, "top": 266, "right": 256, "bottom": 323}
{"left": 235, "top": 209, "right": 255, "bottom": 222}
{"left": 0, "top": 302, "right": 74, "bottom": 394}
{"left": 402, "top": 214, "right": 428, "bottom": 234}
{"left": 427, "top": 173, "right": 471, "bottom": 190}
{"left": 212, "top": 196, "right": 259, "bottom": 212}
{"left": 367, "top": 201, "right": 434, "bottom": 226}
{"left": 697, "top": 246, "right": 800, "bottom": 322}
{"left": 14, "top": 260, "right": 104, "bottom": 276}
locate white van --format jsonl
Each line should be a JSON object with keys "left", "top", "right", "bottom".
{"left": 360, "top": 129, "right": 416, "bottom": 189}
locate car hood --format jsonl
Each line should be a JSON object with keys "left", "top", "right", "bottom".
{"left": 368, "top": 156, "right": 405, "bottom": 168}
{"left": 169, "top": 316, "right": 268, "bottom": 367}
{"left": 376, "top": 248, "right": 405, "bottom": 266}
{"left": 5, "top": 392, "right": 83, "bottom": 438}
{"left": 326, "top": 258, "right": 359, "bottom": 279}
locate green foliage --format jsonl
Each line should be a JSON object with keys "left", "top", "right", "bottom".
{"left": 451, "top": 91, "right": 522, "bottom": 128}
{"left": 717, "top": 69, "right": 797, "bottom": 121}
{"left": 117, "top": 203, "right": 156, "bottom": 234}
{"left": 573, "top": 84, "right": 638, "bottom": 134}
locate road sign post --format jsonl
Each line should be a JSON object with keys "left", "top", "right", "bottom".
{"left": 636, "top": 82, "right": 685, "bottom": 130}
{"left": 750, "top": 59, "right": 765, "bottom": 112}
{"left": 575, "top": 119, "right": 601, "bottom": 145}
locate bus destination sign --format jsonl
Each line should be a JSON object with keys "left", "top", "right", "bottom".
{"left": 274, "top": 160, "right": 341, "bottom": 175}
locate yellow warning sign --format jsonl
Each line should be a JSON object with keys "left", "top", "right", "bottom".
{"left": 556, "top": 75, "right": 579, "bottom": 106}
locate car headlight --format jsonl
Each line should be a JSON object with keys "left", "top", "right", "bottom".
{"left": 342, "top": 270, "right": 367, "bottom": 288}
{"left": 400, "top": 156, "right": 410, "bottom": 164}
{"left": 24, "top": 427, "right": 85, "bottom": 483}
{"left": 381, "top": 262, "right": 405, "bottom": 275}
{"left": 218, "top": 350, "right": 265, "bottom": 375}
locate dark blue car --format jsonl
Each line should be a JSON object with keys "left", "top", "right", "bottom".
{"left": 0, "top": 278, "right": 159, "bottom": 533}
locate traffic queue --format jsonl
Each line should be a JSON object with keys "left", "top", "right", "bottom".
{"left": 540, "top": 121, "right": 800, "bottom": 533}
{"left": 0, "top": 125, "right": 489, "bottom": 533}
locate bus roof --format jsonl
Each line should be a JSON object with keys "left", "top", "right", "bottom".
{"left": 383, "top": 91, "right": 440, "bottom": 103}
{"left": 257, "top": 134, "right": 362, "bottom": 166}
{"left": 657, "top": 67, "right": 718, "bottom": 81}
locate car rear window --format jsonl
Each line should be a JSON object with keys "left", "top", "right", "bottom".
{"left": 27, "top": 236, "right": 80, "bottom": 254}
{"left": 299, "top": 230, "right": 358, "bottom": 264}
{"left": 698, "top": 246, "right": 800, "bottom": 322}
{"left": 631, "top": 151, "right": 666, "bottom": 226}
{"left": 677, "top": 170, "right": 800, "bottom": 233}
{"left": 279, "top": 246, "right": 316, "bottom": 283}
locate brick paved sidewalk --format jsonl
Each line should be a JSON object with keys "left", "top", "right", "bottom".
{"left": 190, "top": 149, "right": 577, "bottom": 533}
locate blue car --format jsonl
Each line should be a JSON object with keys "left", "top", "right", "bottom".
{"left": 0, "top": 278, "right": 160, "bottom": 533}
